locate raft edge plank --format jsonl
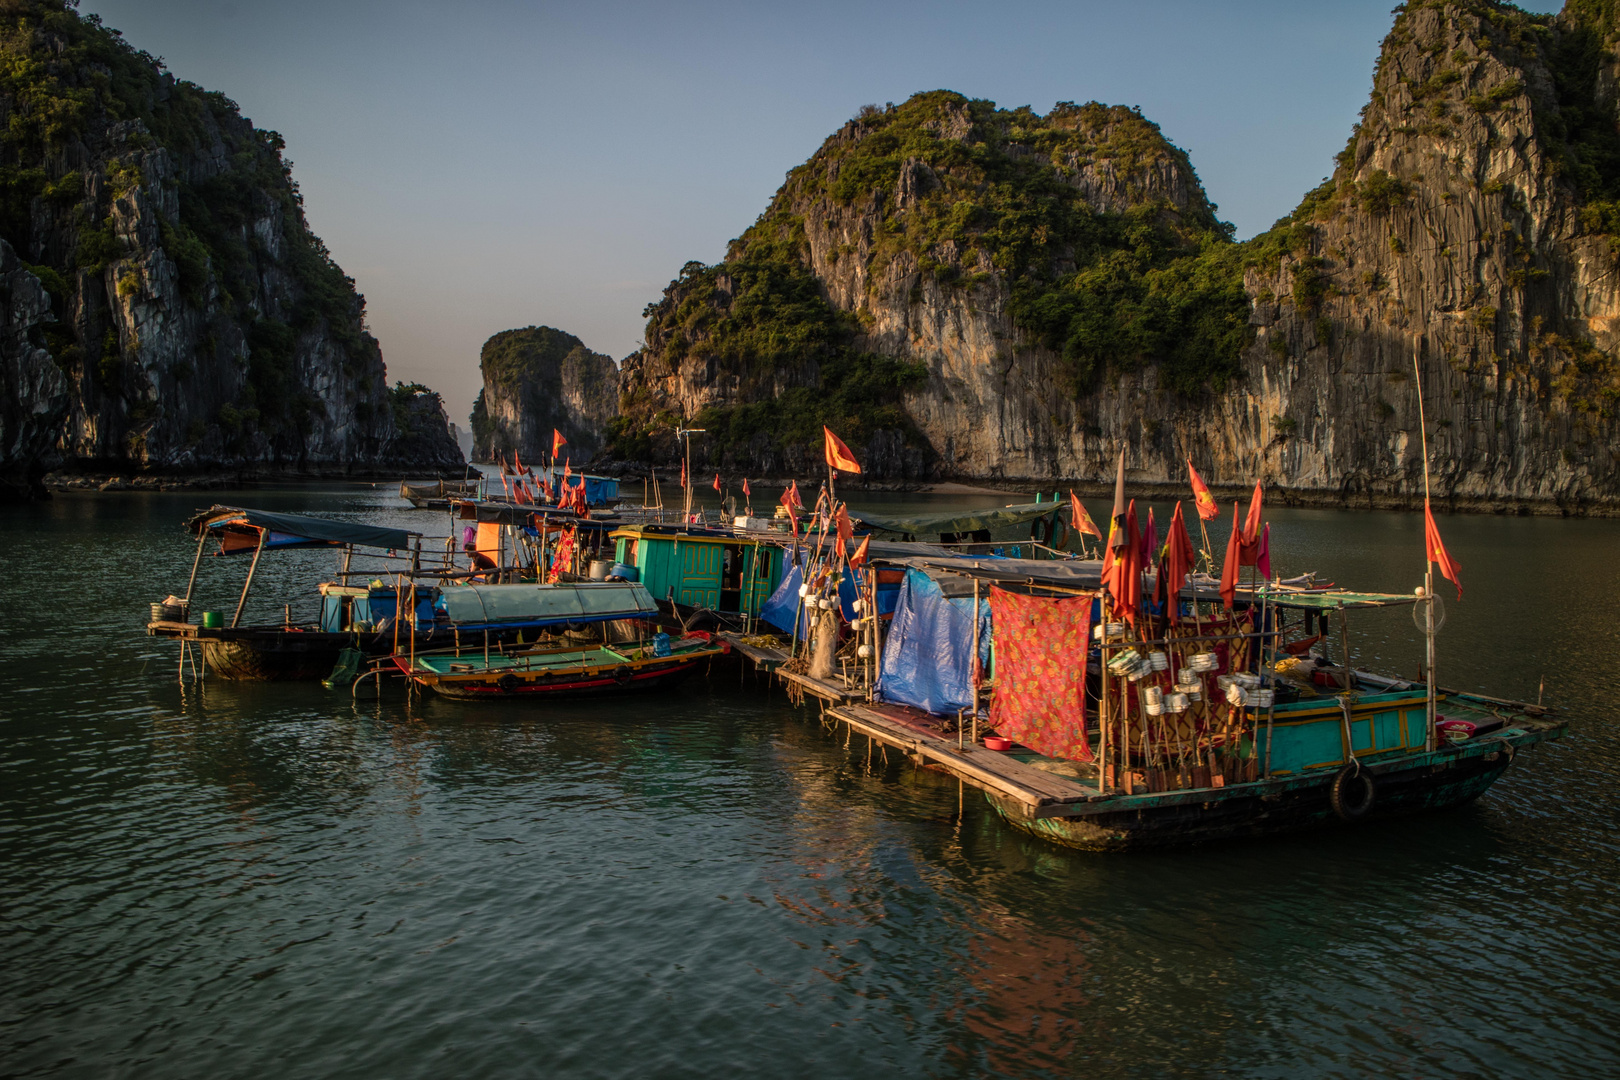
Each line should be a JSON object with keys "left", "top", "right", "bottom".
{"left": 778, "top": 669, "right": 860, "bottom": 704}
{"left": 829, "top": 704, "right": 1100, "bottom": 810}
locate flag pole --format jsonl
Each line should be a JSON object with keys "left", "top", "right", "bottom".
{"left": 1414, "top": 347, "right": 1437, "bottom": 753}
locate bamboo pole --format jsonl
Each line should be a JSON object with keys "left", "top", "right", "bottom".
{"left": 183, "top": 528, "right": 207, "bottom": 609}
{"left": 970, "top": 576, "right": 981, "bottom": 740}
{"left": 230, "top": 529, "right": 267, "bottom": 628}
{"left": 1099, "top": 597, "right": 1111, "bottom": 792}
{"left": 1414, "top": 347, "right": 1438, "bottom": 753}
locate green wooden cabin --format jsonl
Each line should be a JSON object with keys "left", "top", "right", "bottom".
{"left": 610, "top": 526, "right": 785, "bottom": 615}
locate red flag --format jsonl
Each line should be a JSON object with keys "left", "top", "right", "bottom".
{"left": 1188, "top": 460, "right": 1219, "bottom": 522}
{"left": 1102, "top": 499, "right": 1142, "bottom": 625}
{"left": 1069, "top": 490, "right": 1102, "bottom": 541}
{"left": 848, "top": 533, "right": 871, "bottom": 571}
{"left": 1243, "top": 480, "right": 1264, "bottom": 544}
{"left": 1140, "top": 507, "right": 1158, "bottom": 564}
{"left": 712, "top": 473, "right": 721, "bottom": 492}
{"left": 835, "top": 505, "right": 853, "bottom": 547}
{"left": 1160, "top": 502, "right": 1196, "bottom": 621}
{"left": 679, "top": 457, "right": 687, "bottom": 489}
{"left": 562, "top": 459, "right": 572, "bottom": 485}
{"left": 552, "top": 429, "right": 566, "bottom": 458}
{"left": 1424, "top": 502, "right": 1461, "bottom": 599}
{"left": 1257, "top": 523, "right": 1272, "bottom": 581}
{"left": 780, "top": 480, "right": 801, "bottom": 509}
{"left": 823, "top": 427, "right": 862, "bottom": 474}
{"left": 513, "top": 451, "right": 528, "bottom": 476}
{"left": 1219, "top": 503, "right": 1243, "bottom": 610}
{"left": 743, "top": 478, "right": 751, "bottom": 498}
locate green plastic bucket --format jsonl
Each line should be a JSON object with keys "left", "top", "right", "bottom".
{"left": 201, "top": 611, "right": 222, "bottom": 629}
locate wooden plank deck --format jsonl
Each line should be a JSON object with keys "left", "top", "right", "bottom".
{"left": 826, "top": 703, "right": 1101, "bottom": 817}
{"left": 147, "top": 620, "right": 201, "bottom": 638}
{"left": 776, "top": 668, "right": 862, "bottom": 705}
{"left": 716, "top": 632, "right": 791, "bottom": 672}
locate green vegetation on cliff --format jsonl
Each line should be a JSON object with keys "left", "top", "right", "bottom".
{"left": 480, "top": 325, "right": 598, "bottom": 392}
{"left": 616, "top": 91, "right": 1255, "bottom": 464}
{"left": 795, "top": 94, "right": 1252, "bottom": 395}
{"left": 472, "top": 326, "right": 619, "bottom": 462}
{"left": 0, "top": 0, "right": 372, "bottom": 446}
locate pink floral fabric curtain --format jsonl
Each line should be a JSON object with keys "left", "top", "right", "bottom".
{"left": 987, "top": 587, "right": 1093, "bottom": 762}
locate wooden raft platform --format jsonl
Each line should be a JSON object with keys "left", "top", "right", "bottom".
{"left": 777, "top": 668, "right": 861, "bottom": 705}
{"left": 715, "top": 632, "right": 790, "bottom": 672}
{"left": 148, "top": 619, "right": 202, "bottom": 638}
{"left": 826, "top": 703, "right": 1101, "bottom": 817}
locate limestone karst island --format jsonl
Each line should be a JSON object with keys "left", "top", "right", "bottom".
{"left": 2, "top": 2, "right": 1614, "bottom": 1078}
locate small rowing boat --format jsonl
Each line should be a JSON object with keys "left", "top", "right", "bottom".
{"left": 390, "top": 631, "right": 729, "bottom": 699}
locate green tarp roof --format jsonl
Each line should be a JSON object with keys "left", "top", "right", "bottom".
{"left": 436, "top": 582, "right": 658, "bottom": 625}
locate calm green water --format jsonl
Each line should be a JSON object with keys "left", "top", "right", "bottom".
{"left": 2, "top": 486, "right": 1617, "bottom": 1078}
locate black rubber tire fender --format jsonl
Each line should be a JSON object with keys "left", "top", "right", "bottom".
{"left": 497, "top": 672, "right": 520, "bottom": 694}
{"left": 1329, "top": 763, "right": 1376, "bottom": 821}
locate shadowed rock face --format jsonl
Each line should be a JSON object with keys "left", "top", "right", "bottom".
{"left": 470, "top": 326, "right": 618, "bottom": 464}
{"left": 617, "top": 4, "right": 1620, "bottom": 512}
{"left": 0, "top": 0, "right": 460, "bottom": 498}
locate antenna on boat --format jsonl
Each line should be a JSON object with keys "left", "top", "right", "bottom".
{"left": 1414, "top": 345, "right": 1437, "bottom": 754}
{"left": 676, "top": 427, "right": 705, "bottom": 524}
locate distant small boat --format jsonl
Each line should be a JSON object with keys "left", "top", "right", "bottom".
{"left": 400, "top": 478, "right": 482, "bottom": 509}
{"left": 391, "top": 631, "right": 728, "bottom": 699}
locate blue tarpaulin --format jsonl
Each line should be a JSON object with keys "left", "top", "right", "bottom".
{"left": 760, "top": 556, "right": 807, "bottom": 638}
{"left": 539, "top": 469, "right": 620, "bottom": 506}
{"left": 877, "top": 569, "right": 991, "bottom": 716}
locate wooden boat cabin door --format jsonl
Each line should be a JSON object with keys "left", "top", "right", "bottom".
{"left": 677, "top": 542, "right": 724, "bottom": 610}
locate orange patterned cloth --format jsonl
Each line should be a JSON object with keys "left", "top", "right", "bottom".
{"left": 987, "top": 586, "right": 1093, "bottom": 762}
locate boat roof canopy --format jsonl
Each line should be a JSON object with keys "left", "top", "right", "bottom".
{"left": 459, "top": 500, "right": 615, "bottom": 529}
{"left": 435, "top": 582, "right": 658, "bottom": 629}
{"left": 187, "top": 505, "right": 418, "bottom": 554}
{"left": 854, "top": 501, "right": 1061, "bottom": 538}
{"left": 877, "top": 554, "right": 1103, "bottom": 591}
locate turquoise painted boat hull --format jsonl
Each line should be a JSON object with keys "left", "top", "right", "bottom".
{"left": 986, "top": 719, "right": 1563, "bottom": 851}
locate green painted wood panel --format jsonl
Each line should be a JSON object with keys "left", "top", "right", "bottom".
{"left": 678, "top": 541, "right": 722, "bottom": 608}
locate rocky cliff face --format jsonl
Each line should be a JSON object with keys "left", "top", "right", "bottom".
{"left": 470, "top": 326, "right": 619, "bottom": 463}
{"left": 0, "top": 0, "right": 461, "bottom": 498}
{"left": 616, "top": 1, "right": 1620, "bottom": 512}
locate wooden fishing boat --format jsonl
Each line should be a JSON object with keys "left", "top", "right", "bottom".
{"left": 147, "top": 505, "right": 663, "bottom": 681}
{"left": 391, "top": 631, "right": 729, "bottom": 699}
{"left": 984, "top": 683, "right": 1563, "bottom": 851}
{"left": 792, "top": 546, "right": 1566, "bottom": 851}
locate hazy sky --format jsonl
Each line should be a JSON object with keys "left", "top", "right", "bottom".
{"left": 86, "top": 0, "right": 1562, "bottom": 426}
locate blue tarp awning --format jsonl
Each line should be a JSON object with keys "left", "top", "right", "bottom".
{"left": 877, "top": 569, "right": 990, "bottom": 716}
{"left": 188, "top": 505, "right": 417, "bottom": 553}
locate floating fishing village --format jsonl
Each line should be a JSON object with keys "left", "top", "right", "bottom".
{"left": 143, "top": 418, "right": 1563, "bottom": 853}
{"left": 6, "top": 1, "right": 1619, "bottom": 1076}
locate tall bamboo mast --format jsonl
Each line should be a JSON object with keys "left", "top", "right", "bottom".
{"left": 1414, "top": 348, "right": 1437, "bottom": 753}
